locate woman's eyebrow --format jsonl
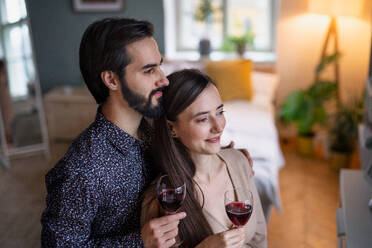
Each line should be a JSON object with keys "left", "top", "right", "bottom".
{"left": 192, "top": 104, "right": 224, "bottom": 118}
{"left": 192, "top": 111, "right": 209, "bottom": 118}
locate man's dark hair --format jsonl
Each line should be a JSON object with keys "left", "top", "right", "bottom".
{"left": 79, "top": 18, "right": 154, "bottom": 104}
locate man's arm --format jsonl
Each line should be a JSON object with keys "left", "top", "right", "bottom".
{"left": 88, "top": 232, "right": 144, "bottom": 247}
{"left": 41, "top": 169, "right": 144, "bottom": 247}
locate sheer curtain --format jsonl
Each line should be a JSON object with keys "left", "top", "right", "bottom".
{"left": 0, "top": 0, "right": 35, "bottom": 99}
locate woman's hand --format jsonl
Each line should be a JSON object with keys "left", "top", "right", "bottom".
{"left": 196, "top": 228, "right": 246, "bottom": 248}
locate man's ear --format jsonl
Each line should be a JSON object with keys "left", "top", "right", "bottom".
{"left": 101, "top": 71, "right": 120, "bottom": 90}
{"left": 167, "top": 121, "right": 178, "bottom": 138}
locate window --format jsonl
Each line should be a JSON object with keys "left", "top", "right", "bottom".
{"left": 0, "top": 0, "right": 35, "bottom": 98}
{"left": 164, "top": 0, "right": 277, "bottom": 58}
{"left": 177, "top": 0, "right": 224, "bottom": 51}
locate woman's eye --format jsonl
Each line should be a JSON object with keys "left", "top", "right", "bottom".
{"left": 197, "top": 118, "right": 208, "bottom": 123}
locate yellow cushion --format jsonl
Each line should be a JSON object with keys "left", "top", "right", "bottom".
{"left": 205, "top": 59, "right": 253, "bottom": 102}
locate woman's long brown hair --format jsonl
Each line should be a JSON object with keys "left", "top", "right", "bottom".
{"left": 151, "top": 69, "right": 216, "bottom": 247}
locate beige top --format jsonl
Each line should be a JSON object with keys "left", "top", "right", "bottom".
{"left": 141, "top": 148, "right": 267, "bottom": 248}
{"left": 210, "top": 148, "right": 267, "bottom": 247}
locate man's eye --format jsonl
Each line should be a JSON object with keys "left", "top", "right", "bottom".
{"left": 217, "top": 110, "right": 225, "bottom": 116}
{"left": 144, "top": 68, "right": 155, "bottom": 74}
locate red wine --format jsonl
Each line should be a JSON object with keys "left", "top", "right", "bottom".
{"left": 225, "top": 202, "right": 253, "bottom": 226}
{"left": 157, "top": 189, "right": 185, "bottom": 213}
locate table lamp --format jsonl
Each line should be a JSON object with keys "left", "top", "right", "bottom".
{"left": 308, "top": 0, "right": 365, "bottom": 102}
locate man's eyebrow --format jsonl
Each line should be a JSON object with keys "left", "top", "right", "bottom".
{"left": 192, "top": 104, "right": 224, "bottom": 118}
{"left": 141, "top": 57, "right": 163, "bottom": 70}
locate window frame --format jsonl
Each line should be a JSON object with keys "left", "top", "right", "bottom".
{"left": 0, "top": 0, "right": 36, "bottom": 100}
{"left": 174, "top": 0, "right": 278, "bottom": 53}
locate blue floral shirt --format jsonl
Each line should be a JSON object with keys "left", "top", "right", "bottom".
{"left": 41, "top": 108, "right": 155, "bottom": 247}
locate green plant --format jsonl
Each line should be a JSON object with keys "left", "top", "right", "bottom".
{"left": 221, "top": 31, "right": 255, "bottom": 53}
{"left": 279, "top": 53, "right": 340, "bottom": 136}
{"left": 315, "top": 53, "right": 342, "bottom": 74}
{"left": 329, "top": 97, "right": 364, "bottom": 153}
{"left": 194, "top": 0, "right": 214, "bottom": 23}
{"left": 279, "top": 80, "right": 337, "bottom": 136}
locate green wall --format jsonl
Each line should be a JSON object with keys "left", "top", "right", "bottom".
{"left": 27, "top": 0, "right": 165, "bottom": 94}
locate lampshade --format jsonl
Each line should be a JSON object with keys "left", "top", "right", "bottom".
{"left": 308, "top": 0, "right": 364, "bottom": 18}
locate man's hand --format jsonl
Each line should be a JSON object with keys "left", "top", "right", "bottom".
{"left": 141, "top": 212, "right": 186, "bottom": 248}
{"left": 223, "top": 141, "right": 254, "bottom": 175}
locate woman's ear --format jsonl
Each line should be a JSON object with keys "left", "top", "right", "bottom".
{"left": 101, "top": 71, "right": 120, "bottom": 90}
{"left": 167, "top": 121, "right": 178, "bottom": 138}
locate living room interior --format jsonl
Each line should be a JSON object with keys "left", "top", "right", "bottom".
{"left": 0, "top": 0, "right": 372, "bottom": 247}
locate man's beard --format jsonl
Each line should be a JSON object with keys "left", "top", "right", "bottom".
{"left": 120, "top": 78, "right": 165, "bottom": 119}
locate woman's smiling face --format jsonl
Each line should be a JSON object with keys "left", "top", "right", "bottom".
{"left": 170, "top": 83, "right": 226, "bottom": 155}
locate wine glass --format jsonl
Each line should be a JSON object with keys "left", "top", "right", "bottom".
{"left": 156, "top": 174, "right": 186, "bottom": 214}
{"left": 157, "top": 175, "right": 186, "bottom": 247}
{"left": 224, "top": 187, "right": 254, "bottom": 227}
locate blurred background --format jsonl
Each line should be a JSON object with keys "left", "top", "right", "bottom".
{"left": 0, "top": 0, "right": 372, "bottom": 247}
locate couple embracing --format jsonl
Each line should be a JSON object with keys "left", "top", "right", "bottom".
{"left": 41, "top": 17, "right": 267, "bottom": 248}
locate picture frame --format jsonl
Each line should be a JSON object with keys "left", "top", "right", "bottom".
{"left": 73, "top": 0, "right": 124, "bottom": 12}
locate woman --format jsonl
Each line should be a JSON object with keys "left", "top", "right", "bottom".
{"left": 141, "top": 69, "right": 267, "bottom": 248}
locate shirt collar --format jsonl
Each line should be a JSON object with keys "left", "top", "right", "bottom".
{"left": 94, "top": 107, "right": 151, "bottom": 154}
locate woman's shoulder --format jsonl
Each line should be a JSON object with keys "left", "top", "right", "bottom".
{"left": 218, "top": 148, "right": 252, "bottom": 176}
{"left": 219, "top": 148, "right": 247, "bottom": 164}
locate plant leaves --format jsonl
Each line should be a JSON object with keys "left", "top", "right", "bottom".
{"left": 195, "top": 0, "right": 214, "bottom": 22}
{"left": 328, "top": 96, "right": 364, "bottom": 152}
{"left": 279, "top": 90, "right": 305, "bottom": 122}
{"left": 279, "top": 80, "right": 337, "bottom": 135}
{"left": 220, "top": 30, "right": 255, "bottom": 52}
{"left": 315, "top": 52, "right": 342, "bottom": 74}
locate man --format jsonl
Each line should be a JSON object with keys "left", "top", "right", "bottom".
{"left": 41, "top": 18, "right": 185, "bottom": 247}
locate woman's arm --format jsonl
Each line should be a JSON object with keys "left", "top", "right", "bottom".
{"left": 195, "top": 228, "right": 246, "bottom": 248}
{"left": 248, "top": 175, "right": 267, "bottom": 248}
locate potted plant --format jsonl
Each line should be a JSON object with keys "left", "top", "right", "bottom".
{"left": 328, "top": 97, "right": 364, "bottom": 170}
{"left": 279, "top": 53, "right": 340, "bottom": 156}
{"left": 221, "top": 31, "right": 255, "bottom": 56}
{"left": 279, "top": 80, "right": 337, "bottom": 156}
{"left": 194, "top": 0, "right": 213, "bottom": 22}
{"left": 194, "top": 0, "right": 215, "bottom": 57}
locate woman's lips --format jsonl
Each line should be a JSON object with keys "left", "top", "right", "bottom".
{"left": 206, "top": 136, "right": 220, "bottom": 143}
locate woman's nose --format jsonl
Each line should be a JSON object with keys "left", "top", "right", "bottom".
{"left": 212, "top": 119, "right": 225, "bottom": 133}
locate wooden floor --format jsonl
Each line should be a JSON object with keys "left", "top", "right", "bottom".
{"left": 267, "top": 140, "right": 340, "bottom": 248}
{"left": 0, "top": 141, "right": 341, "bottom": 247}
{"left": 0, "top": 154, "right": 49, "bottom": 247}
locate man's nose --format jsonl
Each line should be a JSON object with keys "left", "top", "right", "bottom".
{"left": 155, "top": 68, "right": 169, "bottom": 87}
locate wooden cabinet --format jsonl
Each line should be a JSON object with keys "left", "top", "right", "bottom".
{"left": 338, "top": 169, "right": 372, "bottom": 248}
{"left": 44, "top": 87, "right": 96, "bottom": 142}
